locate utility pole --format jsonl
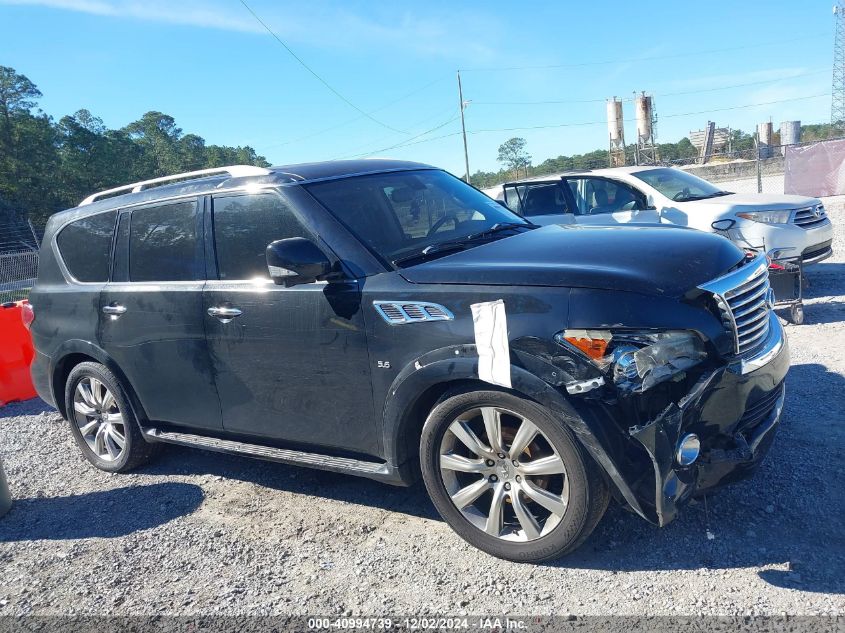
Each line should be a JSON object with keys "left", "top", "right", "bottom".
{"left": 457, "top": 71, "right": 471, "bottom": 183}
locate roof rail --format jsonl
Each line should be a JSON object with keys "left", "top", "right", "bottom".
{"left": 78, "top": 165, "right": 273, "bottom": 206}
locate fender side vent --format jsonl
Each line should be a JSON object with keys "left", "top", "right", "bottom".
{"left": 373, "top": 301, "right": 454, "bottom": 325}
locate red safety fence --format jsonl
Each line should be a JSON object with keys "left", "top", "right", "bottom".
{"left": 0, "top": 300, "right": 37, "bottom": 406}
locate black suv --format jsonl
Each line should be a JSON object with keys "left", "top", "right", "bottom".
{"left": 29, "top": 161, "right": 789, "bottom": 562}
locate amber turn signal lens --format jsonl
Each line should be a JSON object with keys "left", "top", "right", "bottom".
{"left": 564, "top": 336, "right": 608, "bottom": 360}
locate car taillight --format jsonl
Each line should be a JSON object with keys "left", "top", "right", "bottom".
{"left": 21, "top": 301, "right": 35, "bottom": 330}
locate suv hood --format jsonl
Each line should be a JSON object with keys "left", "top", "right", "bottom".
{"left": 399, "top": 224, "right": 745, "bottom": 297}
{"left": 683, "top": 192, "right": 820, "bottom": 209}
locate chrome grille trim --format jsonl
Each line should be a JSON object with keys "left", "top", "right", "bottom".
{"left": 792, "top": 204, "right": 829, "bottom": 229}
{"left": 373, "top": 301, "right": 454, "bottom": 325}
{"left": 699, "top": 255, "right": 773, "bottom": 358}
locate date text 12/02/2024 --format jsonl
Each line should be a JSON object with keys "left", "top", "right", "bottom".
{"left": 307, "top": 617, "right": 529, "bottom": 630}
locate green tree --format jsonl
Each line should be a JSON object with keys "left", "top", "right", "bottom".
{"left": 497, "top": 137, "right": 531, "bottom": 178}
{"left": 122, "top": 111, "right": 184, "bottom": 177}
{"left": 0, "top": 67, "right": 61, "bottom": 225}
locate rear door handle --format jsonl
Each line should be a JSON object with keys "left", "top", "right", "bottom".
{"left": 207, "top": 306, "right": 243, "bottom": 323}
{"left": 102, "top": 304, "right": 127, "bottom": 316}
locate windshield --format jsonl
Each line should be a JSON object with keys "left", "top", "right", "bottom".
{"left": 632, "top": 168, "right": 730, "bottom": 202}
{"left": 305, "top": 169, "right": 531, "bottom": 266}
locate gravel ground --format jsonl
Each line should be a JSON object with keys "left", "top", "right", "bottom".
{"left": 1, "top": 211, "right": 843, "bottom": 619}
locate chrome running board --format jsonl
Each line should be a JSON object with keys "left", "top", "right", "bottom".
{"left": 141, "top": 427, "right": 407, "bottom": 484}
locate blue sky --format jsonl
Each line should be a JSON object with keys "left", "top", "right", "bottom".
{"left": 0, "top": 0, "right": 835, "bottom": 176}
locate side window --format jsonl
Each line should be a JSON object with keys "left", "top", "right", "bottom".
{"left": 212, "top": 193, "right": 311, "bottom": 280}
{"left": 503, "top": 185, "right": 524, "bottom": 214}
{"left": 520, "top": 183, "right": 571, "bottom": 218}
{"left": 57, "top": 210, "right": 117, "bottom": 282}
{"left": 129, "top": 200, "right": 201, "bottom": 282}
{"left": 566, "top": 178, "right": 643, "bottom": 215}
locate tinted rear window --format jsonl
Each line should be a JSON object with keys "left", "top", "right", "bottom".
{"left": 57, "top": 210, "right": 117, "bottom": 282}
{"left": 129, "top": 200, "right": 201, "bottom": 282}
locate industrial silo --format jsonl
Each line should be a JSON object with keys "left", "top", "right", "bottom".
{"left": 757, "top": 122, "right": 774, "bottom": 159}
{"left": 606, "top": 98, "right": 625, "bottom": 166}
{"left": 779, "top": 120, "right": 801, "bottom": 155}
{"left": 606, "top": 98, "right": 624, "bottom": 142}
{"left": 634, "top": 93, "right": 657, "bottom": 164}
{"left": 635, "top": 94, "right": 653, "bottom": 143}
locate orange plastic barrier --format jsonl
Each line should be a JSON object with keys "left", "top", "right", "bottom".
{"left": 0, "top": 300, "right": 37, "bottom": 406}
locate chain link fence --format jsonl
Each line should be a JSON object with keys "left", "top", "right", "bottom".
{"left": 0, "top": 252, "right": 38, "bottom": 304}
{"left": 0, "top": 217, "right": 41, "bottom": 304}
{"left": 656, "top": 137, "right": 845, "bottom": 197}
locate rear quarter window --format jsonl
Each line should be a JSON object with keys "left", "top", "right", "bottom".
{"left": 56, "top": 210, "right": 117, "bottom": 282}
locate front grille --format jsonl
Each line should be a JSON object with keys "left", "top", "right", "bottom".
{"left": 792, "top": 205, "right": 829, "bottom": 229}
{"left": 699, "top": 256, "right": 773, "bottom": 358}
{"left": 724, "top": 265, "right": 771, "bottom": 355}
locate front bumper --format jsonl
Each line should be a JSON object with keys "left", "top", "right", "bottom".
{"left": 737, "top": 219, "right": 833, "bottom": 265}
{"left": 626, "top": 312, "right": 789, "bottom": 526}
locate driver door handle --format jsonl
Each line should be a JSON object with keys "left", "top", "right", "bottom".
{"left": 102, "top": 304, "right": 127, "bottom": 316}
{"left": 207, "top": 306, "right": 243, "bottom": 322}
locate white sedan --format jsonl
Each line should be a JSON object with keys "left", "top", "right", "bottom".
{"left": 485, "top": 166, "right": 833, "bottom": 264}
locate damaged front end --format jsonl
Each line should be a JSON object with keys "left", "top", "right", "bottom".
{"left": 511, "top": 310, "right": 789, "bottom": 528}
{"left": 626, "top": 329, "right": 787, "bottom": 526}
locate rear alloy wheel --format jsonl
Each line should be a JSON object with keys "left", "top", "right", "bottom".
{"left": 65, "top": 362, "right": 159, "bottom": 472}
{"left": 420, "top": 389, "right": 608, "bottom": 562}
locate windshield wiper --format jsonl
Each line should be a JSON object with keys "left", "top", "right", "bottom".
{"left": 392, "top": 222, "right": 533, "bottom": 268}
{"left": 681, "top": 190, "right": 734, "bottom": 201}
{"left": 464, "top": 221, "right": 533, "bottom": 241}
{"left": 392, "top": 243, "right": 467, "bottom": 267}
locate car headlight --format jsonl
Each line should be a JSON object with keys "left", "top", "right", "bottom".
{"left": 554, "top": 329, "right": 707, "bottom": 392}
{"left": 736, "top": 210, "right": 791, "bottom": 224}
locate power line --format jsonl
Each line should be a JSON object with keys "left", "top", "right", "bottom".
{"left": 660, "top": 93, "right": 830, "bottom": 119}
{"left": 459, "top": 33, "right": 824, "bottom": 72}
{"left": 257, "top": 76, "right": 449, "bottom": 151}
{"left": 472, "top": 70, "right": 831, "bottom": 106}
{"left": 337, "top": 113, "right": 461, "bottom": 159}
{"left": 466, "top": 94, "right": 830, "bottom": 134}
{"left": 328, "top": 105, "right": 459, "bottom": 158}
{"left": 237, "top": 0, "right": 405, "bottom": 133}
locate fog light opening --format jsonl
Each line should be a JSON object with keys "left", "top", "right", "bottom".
{"left": 676, "top": 434, "right": 700, "bottom": 466}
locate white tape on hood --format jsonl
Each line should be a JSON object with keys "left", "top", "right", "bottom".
{"left": 471, "top": 299, "right": 511, "bottom": 388}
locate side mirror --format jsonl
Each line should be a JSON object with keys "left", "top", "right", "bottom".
{"left": 711, "top": 219, "right": 736, "bottom": 232}
{"left": 266, "top": 238, "right": 332, "bottom": 287}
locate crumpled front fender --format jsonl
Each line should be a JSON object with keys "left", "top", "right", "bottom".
{"left": 382, "top": 343, "right": 649, "bottom": 520}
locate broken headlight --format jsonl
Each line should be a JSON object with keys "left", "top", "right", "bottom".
{"left": 554, "top": 329, "right": 708, "bottom": 392}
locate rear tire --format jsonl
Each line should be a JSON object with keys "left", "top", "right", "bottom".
{"left": 64, "top": 362, "right": 159, "bottom": 473}
{"left": 420, "top": 387, "right": 608, "bottom": 562}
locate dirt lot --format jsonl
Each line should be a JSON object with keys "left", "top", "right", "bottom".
{"left": 1, "top": 209, "right": 843, "bottom": 618}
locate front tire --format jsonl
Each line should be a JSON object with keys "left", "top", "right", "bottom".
{"left": 64, "top": 362, "right": 158, "bottom": 472}
{"left": 420, "top": 388, "right": 608, "bottom": 563}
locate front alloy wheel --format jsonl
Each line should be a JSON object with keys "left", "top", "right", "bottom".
{"left": 420, "top": 388, "right": 608, "bottom": 562}
{"left": 439, "top": 406, "right": 570, "bottom": 542}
